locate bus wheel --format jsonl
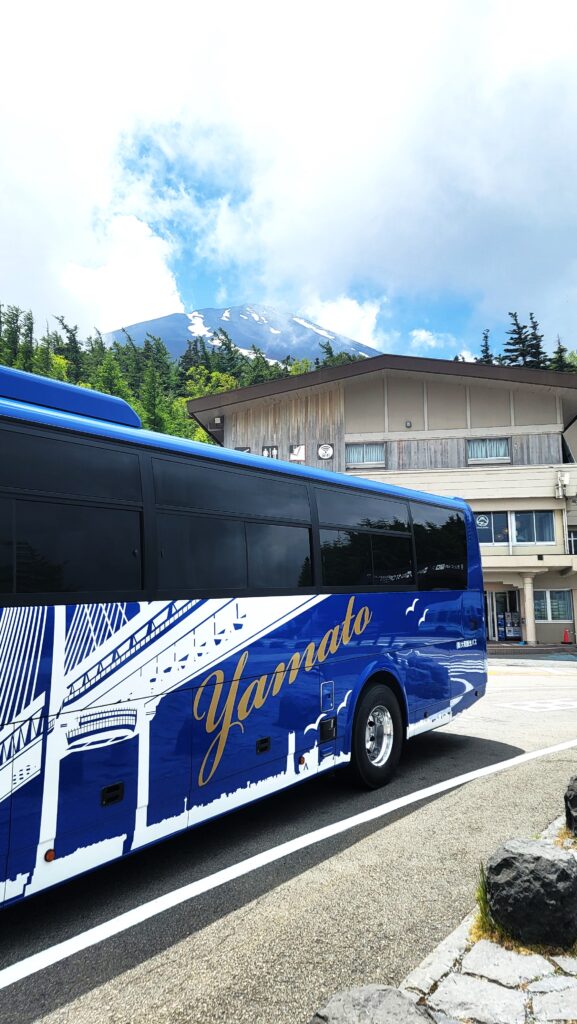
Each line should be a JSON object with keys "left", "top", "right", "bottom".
{"left": 351, "top": 683, "right": 403, "bottom": 788}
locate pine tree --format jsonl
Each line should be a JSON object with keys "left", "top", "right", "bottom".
{"left": 209, "top": 329, "right": 247, "bottom": 379}
{"left": 0, "top": 305, "right": 22, "bottom": 366}
{"left": 144, "top": 334, "right": 176, "bottom": 396}
{"left": 549, "top": 335, "right": 573, "bottom": 372}
{"left": 33, "top": 330, "right": 57, "bottom": 377}
{"left": 140, "top": 363, "right": 169, "bottom": 432}
{"left": 527, "top": 313, "right": 548, "bottom": 369}
{"left": 83, "top": 331, "right": 107, "bottom": 382}
{"left": 92, "top": 352, "right": 137, "bottom": 402}
{"left": 176, "top": 337, "right": 204, "bottom": 394}
{"left": 15, "top": 311, "right": 35, "bottom": 372}
{"left": 240, "top": 346, "right": 278, "bottom": 386}
{"left": 54, "top": 315, "right": 84, "bottom": 383}
{"left": 503, "top": 312, "right": 531, "bottom": 365}
{"left": 113, "top": 334, "right": 144, "bottom": 395}
{"left": 317, "top": 340, "right": 363, "bottom": 367}
{"left": 476, "top": 329, "right": 494, "bottom": 365}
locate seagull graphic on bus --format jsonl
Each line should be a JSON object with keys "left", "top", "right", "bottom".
{"left": 304, "top": 689, "right": 352, "bottom": 735}
{"left": 404, "top": 598, "right": 430, "bottom": 627}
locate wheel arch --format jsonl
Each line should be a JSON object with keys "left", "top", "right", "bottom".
{"left": 345, "top": 668, "right": 409, "bottom": 750}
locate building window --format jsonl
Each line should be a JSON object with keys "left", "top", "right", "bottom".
{"left": 474, "top": 511, "right": 509, "bottom": 545}
{"left": 569, "top": 529, "right": 577, "bottom": 555}
{"left": 345, "top": 443, "right": 385, "bottom": 467}
{"left": 466, "top": 438, "right": 510, "bottom": 463}
{"left": 534, "top": 589, "right": 573, "bottom": 621}
{"left": 513, "top": 511, "right": 555, "bottom": 544}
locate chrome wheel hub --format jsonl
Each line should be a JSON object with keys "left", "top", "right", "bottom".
{"left": 365, "top": 704, "right": 394, "bottom": 766}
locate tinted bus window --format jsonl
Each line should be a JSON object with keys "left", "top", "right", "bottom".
{"left": 371, "top": 534, "right": 414, "bottom": 587}
{"left": 320, "top": 530, "right": 372, "bottom": 586}
{"left": 158, "top": 514, "right": 247, "bottom": 591}
{"left": 15, "top": 501, "right": 142, "bottom": 594}
{"left": 316, "top": 487, "right": 410, "bottom": 532}
{"left": 320, "top": 529, "right": 414, "bottom": 588}
{"left": 153, "top": 459, "right": 310, "bottom": 522}
{"left": 410, "top": 503, "right": 467, "bottom": 590}
{"left": 0, "top": 429, "right": 142, "bottom": 503}
{"left": 246, "top": 523, "right": 312, "bottom": 589}
{"left": 0, "top": 497, "right": 12, "bottom": 593}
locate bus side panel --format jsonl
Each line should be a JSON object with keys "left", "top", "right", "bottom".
{"left": 0, "top": 584, "right": 486, "bottom": 907}
{"left": 146, "top": 691, "right": 193, "bottom": 833}
{"left": 187, "top": 603, "right": 322, "bottom": 819}
{"left": 55, "top": 727, "right": 139, "bottom": 858}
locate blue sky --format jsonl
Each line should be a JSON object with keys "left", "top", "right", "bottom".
{"left": 2, "top": 1, "right": 577, "bottom": 362}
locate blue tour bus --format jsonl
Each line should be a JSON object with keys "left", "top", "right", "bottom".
{"left": 0, "top": 366, "right": 486, "bottom": 906}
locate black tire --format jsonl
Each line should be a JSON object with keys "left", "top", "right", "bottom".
{"left": 351, "top": 683, "right": 403, "bottom": 789}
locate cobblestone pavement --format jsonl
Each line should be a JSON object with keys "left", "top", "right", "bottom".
{"left": 400, "top": 816, "right": 577, "bottom": 1024}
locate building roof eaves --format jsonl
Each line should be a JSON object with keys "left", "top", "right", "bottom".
{"left": 186, "top": 351, "right": 577, "bottom": 415}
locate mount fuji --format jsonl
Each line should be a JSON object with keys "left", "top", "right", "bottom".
{"left": 103, "top": 305, "right": 381, "bottom": 362}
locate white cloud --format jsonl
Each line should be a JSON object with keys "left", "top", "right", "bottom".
{"left": 410, "top": 329, "right": 460, "bottom": 352}
{"left": 62, "top": 216, "right": 184, "bottom": 332}
{"left": 301, "top": 295, "right": 393, "bottom": 350}
{"left": 2, "top": 0, "right": 577, "bottom": 345}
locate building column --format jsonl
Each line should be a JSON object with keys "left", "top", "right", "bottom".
{"left": 522, "top": 574, "right": 537, "bottom": 646}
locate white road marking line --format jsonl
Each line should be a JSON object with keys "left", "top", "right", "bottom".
{"left": 493, "top": 701, "right": 577, "bottom": 712}
{"left": 2, "top": 737, "right": 577, "bottom": 991}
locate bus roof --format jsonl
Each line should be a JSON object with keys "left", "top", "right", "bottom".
{"left": 0, "top": 365, "right": 142, "bottom": 428}
{"left": 0, "top": 368, "right": 469, "bottom": 513}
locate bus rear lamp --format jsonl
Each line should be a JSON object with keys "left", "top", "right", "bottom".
{"left": 44, "top": 849, "right": 56, "bottom": 863}
{"left": 299, "top": 755, "right": 306, "bottom": 765}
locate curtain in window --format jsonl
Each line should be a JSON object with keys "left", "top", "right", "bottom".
{"left": 345, "top": 445, "right": 364, "bottom": 465}
{"left": 467, "top": 438, "right": 509, "bottom": 460}
{"left": 345, "top": 443, "right": 385, "bottom": 465}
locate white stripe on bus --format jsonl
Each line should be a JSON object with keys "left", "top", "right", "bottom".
{"left": 1, "top": 736, "right": 576, "bottom": 991}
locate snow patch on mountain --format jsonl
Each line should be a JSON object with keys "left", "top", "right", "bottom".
{"left": 292, "top": 317, "right": 335, "bottom": 340}
{"left": 187, "top": 312, "right": 211, "bottom": 337}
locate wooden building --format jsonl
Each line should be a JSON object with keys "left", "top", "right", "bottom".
{"left": 188, "top": 353, "right": 577, "bottom": 645}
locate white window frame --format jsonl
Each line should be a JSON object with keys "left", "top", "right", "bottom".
{"left": 512, "top": 510, "right": 555, "bottom": 546}
{"left": 466, "top": 437, "right": 511, "bottom": 464}
{"left": 345, "top": 442, "right": 386, "bottom": 468}
{"left": 534, "top": 589, "right": 573, "bottom": 622}
{"left": 569, "top": 529, "right": 577, "bottom": 556}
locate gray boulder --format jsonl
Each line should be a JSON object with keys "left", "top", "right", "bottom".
{"left": 565, "top": 775, "right": 577, "bottom": 835}
{"left": 309, "top": 986, "right": 435, "bottom": 1023}
{"left": 486, "top": 839, "right": 577, "bottom": 948}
